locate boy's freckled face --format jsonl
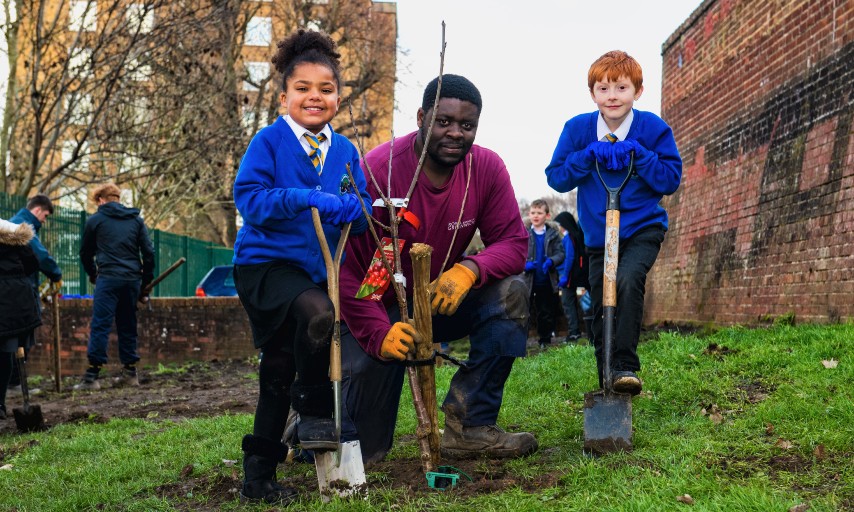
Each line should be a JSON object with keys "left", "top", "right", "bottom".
{"left": 280, "top": 62, "right": 341, "bottom": 134}
{"left": 591, "top": 75, "right": 643, "bottom": 131}
{"left": 528, "top": 206, "right": 549, "bottom": 228}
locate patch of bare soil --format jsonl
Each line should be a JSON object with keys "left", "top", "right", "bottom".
{"left": 0, "top": 359, "right": 258, "bottom": 436}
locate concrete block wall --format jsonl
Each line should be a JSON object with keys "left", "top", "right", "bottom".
{"left": 649, "top": 0, "right": 853, "bottom": 326}
{"left": 28, "top": 298, "right": 256, "bottom": 378}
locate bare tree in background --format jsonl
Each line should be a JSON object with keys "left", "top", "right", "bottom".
{"left": 1, "top": 0, "right": 396, "bottom": 245}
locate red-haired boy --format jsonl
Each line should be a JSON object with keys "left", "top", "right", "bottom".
{"left": 545, "top": 50, "right": 682, "bottom": 395}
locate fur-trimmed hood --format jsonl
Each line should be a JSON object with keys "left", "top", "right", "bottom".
{"left": 0, "top": 218, "right": 35, "bottom": 246}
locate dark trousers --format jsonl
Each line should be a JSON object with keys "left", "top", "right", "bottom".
{"left": 340, "top": 275, "right": 529, "bottom": 463}
{"left": 560, "top": 289, "right": 581, "bottom": 336}
{"left": 87, "top": 278, "right": 141, "bottom": 366}
{"left": 531, "top": 283, "right": 558, "bottom": 342}
{"left": 587, "top": 227, "right": 665, "bottom": 383}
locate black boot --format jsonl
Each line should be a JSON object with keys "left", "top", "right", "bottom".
{"left": 240, "top": 434, "right": 298, "bottom": 505}
{"left": 290, "top": 381, "right": 337, "bottom": 452}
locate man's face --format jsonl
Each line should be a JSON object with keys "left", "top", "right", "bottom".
{"left": 32, "top": 206, "right": 51, "bottom": 223}
{"left": 416, "top": 98, "right": 480, "bottom": 170}
{"left": 528, "top": 206, "right": 549, "bottom": 228}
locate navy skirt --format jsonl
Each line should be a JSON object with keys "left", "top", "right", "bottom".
{"left": 233, "top": 261, "right": 321, "bottom": 351}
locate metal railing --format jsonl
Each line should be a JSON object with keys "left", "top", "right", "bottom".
{"left": 1, "top": 191, "right": 233, "bottom": 297}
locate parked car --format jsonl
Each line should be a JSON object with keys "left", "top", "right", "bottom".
{"left": 195, "top": 265, "right": 237, "bottom": 297}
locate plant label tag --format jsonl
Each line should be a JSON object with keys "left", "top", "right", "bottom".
{"left": 355, "top": 237, "right": 406, "bottom": 301}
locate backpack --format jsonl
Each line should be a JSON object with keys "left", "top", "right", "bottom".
{"left": 567, "top": 231, "right": 589, "bottom": 289}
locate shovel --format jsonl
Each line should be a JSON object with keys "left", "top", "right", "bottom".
{"left": 583, "top": 154, "right": 636, "bottom": 455}
{"left": 310, "top": 208, "right": 366, "bottom": 501}
{"left": 13, "top": 346, "right": 45, "bottom": 433}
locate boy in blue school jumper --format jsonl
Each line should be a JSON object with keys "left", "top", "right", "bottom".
{"left": 524, "top": 198, "right": 565, "bottom": 349}
{"left": 545, "top": 50, "right": 682, "bottom": 395}
{"left": 231, "top": 29, "right": 371, "bottom": 505}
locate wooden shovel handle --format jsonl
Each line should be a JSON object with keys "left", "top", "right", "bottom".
{"left": 310, "top": 208, "right": 351, "bottom": 383}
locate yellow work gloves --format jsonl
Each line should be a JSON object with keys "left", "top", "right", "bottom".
{"left": 430, "top": 263, "right": 477, "bottom": 316}
{"left": 48, "top": 279, "right": 63, "bottom": 295}
{"left": 380, "top": 322, "right": 421, "bottom": 361}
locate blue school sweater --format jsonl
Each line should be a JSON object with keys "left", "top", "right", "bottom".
{"left": 233, "top": 117, "right": 370, "bottom": 283}
{"left": 544, "top": 110, "right": 682, "bottom": 249}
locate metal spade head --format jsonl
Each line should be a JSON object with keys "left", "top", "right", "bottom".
{"left": 583, "top": 389, "right": 633, "bottom": 456}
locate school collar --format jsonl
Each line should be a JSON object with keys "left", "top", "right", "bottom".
{"left": 596, "top": 109, "right": 634, "bottom": 142}
{"left": 282, "top": 115, "right": 333, "bottom": 148}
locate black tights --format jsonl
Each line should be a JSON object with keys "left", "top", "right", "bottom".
{"left": 0, "top": 352, "right": 13, "bottom": 410}
{"left": 252, "top": 287, "right": 333, "bottom": 442}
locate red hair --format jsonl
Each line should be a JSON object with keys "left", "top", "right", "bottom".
{"left": 587, "top": 51, "right": 643, "bottom": 92}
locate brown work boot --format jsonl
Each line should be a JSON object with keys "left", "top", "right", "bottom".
{"left": 441, "top": 416, "right": 538, "bottom": 459}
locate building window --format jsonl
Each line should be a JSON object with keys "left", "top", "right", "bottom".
{"left": 68, "top": 48, "right": 93, "bottom": 77}
{"left": 244, "top": 17, "right": 272, "bottom": 47}
{"left": 61, "top": 139, "right": 89, "bottom": 172}
{"left": 126, "top": 3, "right": 154, "bottom": 34}
{"left": 242, "top": 107, "right": 257, "bottom": 135}
{"left": 65, "top": 93, "right": 93, "bottom": 125}
{"left": 243, "top": 62, "right": 270, "bottom": 91}
{"left": 69, "top": 1, "right": 97, "bottom": 32}
{"left": 305, "top": 19, "right": 322, "bottom": 32}
{"left": 126, "top": 57, "right": 152, "bottom": 81}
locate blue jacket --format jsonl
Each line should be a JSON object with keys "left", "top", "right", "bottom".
{"left": 10, "top": 207, "right": 62, "bottom": 287}
{"left": 233, "top": 117, "right": 371, "bottom": 283}
{"left": 545, "top": 110, "right": 682, "bottom": 248}
{"left": 557, "top": 234, "right": 575, "bottom": 285}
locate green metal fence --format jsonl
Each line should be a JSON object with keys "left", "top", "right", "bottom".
{"left": 1, "top": 191, "right": 233, "bottom": 297}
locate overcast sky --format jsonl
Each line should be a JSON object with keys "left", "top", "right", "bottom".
{"left": 390, "top": 0, "right": 704, "bottom": 202}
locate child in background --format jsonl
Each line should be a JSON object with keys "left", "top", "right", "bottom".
{"left": 553, "top": 211, "right": 587, "bottom": 343}
{"left": 545, "top": 50, "right": 682, "bottom": 395}
{"left": 0, "top": 219, "right": 41, "bottom": 420}
{"left": 524, "top": 199, "right": 565, "bottom": 349}
{"left": 231, "top": 29, "right": 371, "bottom": 504}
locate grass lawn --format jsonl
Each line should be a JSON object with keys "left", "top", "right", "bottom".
{"left": 1, "top": 323, "right": 851, "bottom": 511}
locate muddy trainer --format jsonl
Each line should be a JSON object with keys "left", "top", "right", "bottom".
{"left": 339, "top": 74, "right": 537, "bottom": 463}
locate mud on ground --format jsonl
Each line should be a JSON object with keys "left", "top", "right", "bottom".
{"left": 1, "top": 358, "right": 559, "bottom": 508}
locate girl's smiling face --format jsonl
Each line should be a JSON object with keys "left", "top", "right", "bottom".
{"left": 590, "top": 75, "right": 643, "bottom": 132}
{"left": 280, "top": 62, "right": 341, "bottom": 134}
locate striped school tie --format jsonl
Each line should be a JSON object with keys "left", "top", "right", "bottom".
{"left": 604, "top": 132, "right": 618, "bottom": 143}
{"left": 305, "top": 133, "right": 327, "bottom": 175}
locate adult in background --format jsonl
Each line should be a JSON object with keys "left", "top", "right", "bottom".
{"left": 9, "top": 194, "right": 62, "bottom": 393}
{"left": 76, "top": 183, "right": 155, "bottom": 390}
{"left": 339, "top": 74, "right": 538, "bottom": 463}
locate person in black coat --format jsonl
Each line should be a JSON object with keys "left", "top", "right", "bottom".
{"left": 76, "top": 183, "right": 155, "bottom": 390}
{"left": 0, "top": 219, "right": 42, "bottom": 419}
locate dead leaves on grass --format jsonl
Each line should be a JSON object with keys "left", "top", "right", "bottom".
{"left": 676, "top": 494, "right": 695, "bottom": 505}
{"left": 821, "top": 359, "right": 838, "bottom": 369}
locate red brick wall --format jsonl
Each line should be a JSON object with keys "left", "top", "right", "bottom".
{"left": 651, "top": 0, "right": 853, "bottom": 325}
{"left": 28, "top": 298, "right": 256, "bottom": 378}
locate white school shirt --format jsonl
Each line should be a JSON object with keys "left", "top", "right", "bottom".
{"left": 283, "top": 115, "right": 332, "bottom": 172}
{"left": 597, "top": 109, "right": 634, "bottom": 142}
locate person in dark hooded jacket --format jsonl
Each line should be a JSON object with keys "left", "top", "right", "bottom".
{"left": 0, "top": 218, "right": 41, "bottom": 418}
{"left": 76, "top": 183, "right": 155, "bottom": 390}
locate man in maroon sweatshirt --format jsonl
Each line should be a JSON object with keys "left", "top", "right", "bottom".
{"left": 338, "top": 74, "right": 537, "bottom": 463}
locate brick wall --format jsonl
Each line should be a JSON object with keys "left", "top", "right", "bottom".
{"left": 650, "top": 0, "right": 853, "bottom": 325}
{"left": 28, "top": 298, "right": 256, "bottom": 378}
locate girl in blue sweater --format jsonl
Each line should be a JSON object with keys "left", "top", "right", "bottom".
{"left": 232, "top": 29, "right": 370, "bottom": 505}
{"left": 545, "top": 50, "right": 682, "bottom": 396}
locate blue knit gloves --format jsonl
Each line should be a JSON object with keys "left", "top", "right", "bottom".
{"left": 524, "top": 261, "right": 536, "bottom": 272}
{"left": 558, "top": 275, "right": 568, "bottom": 288}
{"left": 339, "top": 194, "right": 364, "bottom": 224}
{"left": 306, "top": 190, "right": 363, "bottom": 225}
{"left": 586, "top": 140, "right": 642, "bottom": 170}
{"left": 542, "top": 258, "right": 554, "bottom": 273}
